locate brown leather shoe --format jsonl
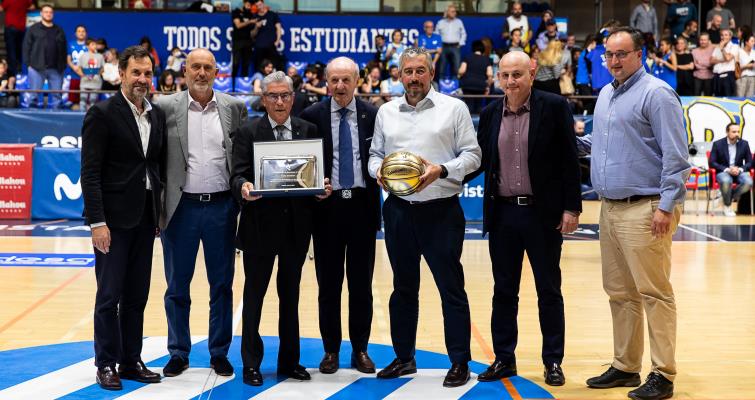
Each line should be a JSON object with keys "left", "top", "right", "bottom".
{"left": 351, "top": 351, "right": 376, "bottom": 373}
{"left": 96, "top": 365, "right": 122, "bottom": 391}
{"left": 319, "top": 352, "right": 339, "bottom": 374}
{"left": 118, "top": 360, "right": 161, "bottom": 383}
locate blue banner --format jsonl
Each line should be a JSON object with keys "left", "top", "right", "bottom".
{"left": 0, "top": 253, "right": 94, "bottom": 267}
{"left": 0, "top": 110, "right": 84, "bottom": 147}
{"left": 31, "top": 148, "right": 84, "bottom": 219}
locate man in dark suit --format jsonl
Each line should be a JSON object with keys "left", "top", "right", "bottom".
{"left": 709, "top": 122, "right": 753, "bottom": 216}
{"left": 80, "top": 45, "right": 166, "bottom": 391}
{"left": 470, "top": 51, "right": 581, "bottom": 386}
{"left": 231, "top": 71, "right": 331, "bottom": 386}
{"left": 300, "top": 57, "right": 380, "bottom": 375}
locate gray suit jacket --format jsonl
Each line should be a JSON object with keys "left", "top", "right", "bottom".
{"left": 155, "top": 90, "right": 248, "bottom": 229}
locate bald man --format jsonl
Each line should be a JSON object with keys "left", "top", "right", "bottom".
{"left": 468, "top": 51, "right": 581, "bottom": 386}
{"left": 300, "top": 57, "right": 380, "bottom": 374}
{"left": 155, "top": 48, "right": 248, "bottom": 377}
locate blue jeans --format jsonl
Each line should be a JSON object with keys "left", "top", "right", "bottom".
{"left": 717, "top": 171, "right": 753, "bottom": 206}
{"left": 439, "top": 45, "right": 461, "bottom": 80}
{"left": 161, "top": 195, "right": 238, "bottom": 359}
{"left": 27, "top": 67, "right": 63, "bottom": 108}
{"left": 4, "top": 27, "right": 24, "bottom": 76}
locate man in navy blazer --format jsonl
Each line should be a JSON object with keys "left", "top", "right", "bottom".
{"left": 468, "top": 51, "right": 581, "bottom": 386}
{"left": 709, "top": 122, "right": 753, "bottom": 216}
{"left": 300, "top": 57, "right": 380, "bottom": 375}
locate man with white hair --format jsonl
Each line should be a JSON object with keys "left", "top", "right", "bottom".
{"left": 300, "top": 57, "right": 380, "bottom": 375}
{"left": 231, "top": 71, "right": 331, "bottom": 387}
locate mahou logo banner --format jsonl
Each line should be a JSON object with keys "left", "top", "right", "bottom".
{"left": 0, "top": 144, "right": 34, "bottom": 219}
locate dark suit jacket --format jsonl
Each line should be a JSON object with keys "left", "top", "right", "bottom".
{"left": 470, "top": 89, "right": 581, "bottom": 235}
{"left": 230, "top": 114, "right": 319, "bottom": 252}
{"left": 299, "top": 98, "right": 381, "bottom": 232}
{"left": 81, "top": 91, "right": 167, "bottom": 229}
{"left": 709, "top": 137, "right": 753, "bottom": 173}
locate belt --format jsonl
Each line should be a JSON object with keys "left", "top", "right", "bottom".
{"left": 333, "top": 187, "right": 366, "bottom": 199}
{"left": 396, "top": 194, "right": 457, "bottom": 205}
{"left": 496, "top": 195, "right": 535, "bottom": 206}
{"left": 606, "top": 194, "right": 660, "bottom": 203}
{"left": 183, "top": 190, "right": 231, "bottom": 202}
{"left": 443, "top": 42, "right": 459, "bottom": 47}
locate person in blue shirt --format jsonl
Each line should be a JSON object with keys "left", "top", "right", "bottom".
{"left": 585, "top": 40, "right": 612, "bottom": 93}
{"left": 415, "top": 21, "right": 442, "bottom": 72}
{"left": 66, "top": 25, "right": 87, "bottom": 109}
{"left": 650, "top": 38, "right": 678, "bottom": 90}
{"left": 664, "top": 0, "right": 697, "bottom": 38}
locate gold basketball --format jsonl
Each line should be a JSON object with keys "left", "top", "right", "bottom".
{"left": 380, "top": 151, "right": 425, "bottom": 196}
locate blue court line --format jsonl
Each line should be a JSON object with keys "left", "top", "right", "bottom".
{"left": 327, "top": 377, "right": 411, "bottom": 400}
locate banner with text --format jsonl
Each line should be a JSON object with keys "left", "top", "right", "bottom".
{"left": 0, "top": 144, "right": 34, "bottom": 219}
{"left": 31, "top": 148, "right": 84, "bottom": 220}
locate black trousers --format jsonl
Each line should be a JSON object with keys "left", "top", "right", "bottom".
{"left": 93, "top": 191, "right": 155, "bottom": 368}
{"left": 312, "top": 189, "right": 376, "bottom": 354}
{"left": 694, "top": 77, "right": 713, "bottom": 96}
{"left": 240, "top": 211, "right": 309, "bottom": 371}
{"left": 232, "top": 40, "right": 253, "bottom": 79}
{"left": 253, "top": 46, "right": 283, "bottom": 72}
{"left": 382, "top": 195, "right": 471, "bottom": 364}
{"left": 713, "top": 72, "right": 735, "bottom": 97}
{"left": 488, "top": 199, "right": 565, "bottom": 365}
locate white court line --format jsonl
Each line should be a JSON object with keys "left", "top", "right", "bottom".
{"left": 383, "top": 369, "right": 478, "bottom": 400}
{"left": 0, "top": 335, "right": 207, "bottom": 400}
{"left": 678, "top": 224, "right": 728, "bottom": 242}
{"left": 232, "top": 299, "right": 244, "bottom": 335}
{"left": 114, "top": 368, "right": 233, "bottom": 400}
{"left": 250, "top": 368, "right": 361, "bottom": 399}
{"left": 60, "top": 310, "right": 94, "bottom": 342}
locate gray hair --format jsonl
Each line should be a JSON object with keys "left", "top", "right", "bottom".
{"left": 325, "top": 56, "right": 359, "bottom": 79}
{"left": 398, "top": 47, "right": 434, "bottom": 72}
{"left": 261, "top": 71, "right": 293, "bottom": 93}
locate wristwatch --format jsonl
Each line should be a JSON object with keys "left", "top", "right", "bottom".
{"left": 439, "top": 164, "right": 448, "bottom": 179}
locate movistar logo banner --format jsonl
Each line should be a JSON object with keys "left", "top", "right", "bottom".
{"left": 54, "top": 174, "right": 82, "bottom": 201}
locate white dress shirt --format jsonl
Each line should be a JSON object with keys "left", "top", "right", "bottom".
{"left": 712, "top": 42, "right": 737, "bottom": 74}
{"left": 436, "top": 17, "right": 467, "bottom": 46}
{"left": 122, "top": 90, "right": 153, "bottom": 190}
{"left": 368, "top": 87, "right": 481, "bottom": 202}
{"left": 330, "top": 98, "right": 365, "bottom": 190}
{"left": 268, "top": 115, "right": 293, "bottom": 140}
{"left": 183, "top": 92, "right": 230, "bottom": 194}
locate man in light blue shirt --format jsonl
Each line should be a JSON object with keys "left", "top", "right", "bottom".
{"left": 586, "top": 27, "right": 690, "bottom": 400}
{"left": 435, "top": 3, "right": 466, "bottom": 79}
{"left": 415, "top": 20, "right": 442, "bottom": 71}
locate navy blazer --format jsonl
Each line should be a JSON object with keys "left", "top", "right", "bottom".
{"left": 709, "top": 137, "right": 753, "bottom": 173}
{"left": 299, "top": 98, "right": 381, "bottom": 232}
{"left": 468, "top": 89, "right": 582, "bottom": 235}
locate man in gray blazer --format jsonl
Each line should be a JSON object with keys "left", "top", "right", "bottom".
{"left": 155, "top": 48, "right": 247, "bottom": 377}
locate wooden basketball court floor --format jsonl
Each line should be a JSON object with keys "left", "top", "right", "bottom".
{"left": 0, "top": 199, "right": 754, "bottom": 399}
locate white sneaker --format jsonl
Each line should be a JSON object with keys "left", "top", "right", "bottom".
{"left": 723, "top": 206, "right": 737, "bottom": 217}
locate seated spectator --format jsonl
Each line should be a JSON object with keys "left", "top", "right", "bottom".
{"left": 139, "top": 36, "right": 160, "bottom": 71}
{"left": 302, "top": 64, "right": 327, "bottom": 99}
{"left": 708, "top": 14, "right": 723, "bottom": 44}
{"left": 458, "top": 40, "right": 492, "bottom": 114}
{"left": 290, "top": 74, "right": 315, "bottom": 116}
{"left": 175, "top": 70, "right": 188, "bottom": 91}
{"left": 385, "top": 29, "right": 407, "bottom": 70}
{"left": 380, "top": 65, "right": 404, "bottom": 102}
{"left": 101, "top": 48, "right": 121, "bottom": 91}
{"left": 711, "top": 29, "right": 737, "bottom": 96}
{"left": 533, "top": 9, "right": 554, "bottom": 43}
{"left": 286, "top": 65, "right": 298, "bottom": 77}
{"left": 95, "top": 38, "right": 108, "bottom": 54}
{"left": 534, "top": 39, "right": 568, "bottom": 95}
{"left": 674, "top": 37, "right": 695, "bottom": 95}
{"left": 709, "top": 123, "right": 753, "bottom": 216}
{"left": 505, "top": 27, "right": 526, "bottom": 53}
{"left": 157, "top": 70, "right": 178, "bottom": 94}
{"left": 359, "top": 64, "right": 384, "bottom": 106}
{"left": 252, "top": 59, "right": 274, "bottom": 93}
{"left": 0, "top": 59, "right": 18, "bottom": 108}
{"left": 692, "top": 32, "right": 714, "bottom": 95}
{"left": 536, "top": 19, "right": 560, "bottom": 50}
{"left": 374, "top": 34, "right": 387, "bottom": 73}
{"left": 78, "top": 38, "right": 104, "bottom": 111}
{"left": 737, "top": 35, "right": 755, "bottom": 97}
{"left": 680, "top": 20, "right": 699, "bottom": 49}
{"left": 574, "top": 119, "right": 592, "bottom": 157}
{"left": 166, "top": 47, "right": 186, "bottom": 73}
{"left": 650, "top": 38, "right": 678, "bottom": 90}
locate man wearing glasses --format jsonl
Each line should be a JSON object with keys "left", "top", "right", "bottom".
{"left": 230, "top": 71, "right": 331, "bottom": 386}
{"left": 587, "top": 27, "right": 690, "bottom": 400}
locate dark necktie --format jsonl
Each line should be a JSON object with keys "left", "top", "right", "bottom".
{"left": 275, "top": 125, "right": 286, "bottom": 141}
{"left": 338, "top": 108, "right": 354, "bottom": 189}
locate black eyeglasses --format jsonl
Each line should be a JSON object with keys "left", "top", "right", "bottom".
{"left": 264, "top": 92, "right": 293, "bottom": 102}
{"left": 604, "top": 50, "right": 639, "bottom": 60}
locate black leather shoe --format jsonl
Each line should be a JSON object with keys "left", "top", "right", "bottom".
{"left": 210, "top": 355, "right": 234, "bottom": 376}
{"left": 477, "top": 360, "right": 517, "bottom": 382}
{"left": 443, "top": 363, "right": 470, "bottom": 387}
{"left": 96, "top": 365, "right": 122, "bottom": 391}
{"left": 586, "top": 366, "right": 641, "bottom": 388}
{"left": 118, "top": 360, "right": 161, "bottom": 383}
{"left": 319, "top": 353, "right": 339, "bottom": 374}
{"left": 243, "top": 367, "right": 263, "bottom": 386}
{"left": 162, "top": 356, "right": 189, "bottom": 377}
{"left": 377, "top": 358, "right": 417, "bottom": 379}
{"left": 351, "top": 351, "right": 376, "bottom": 373}
{"left": 278, "top": 365, "right": 311, "bottom": 381}
{"left": 544, "top": 363, "right": 565, "bottom": 386}
{"left": 628, "top": 372, "right": 674, "bottom": 400}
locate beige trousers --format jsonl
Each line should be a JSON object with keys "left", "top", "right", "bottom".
{"left": 599, "top": 197, "right": 681, "bottom": 381}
